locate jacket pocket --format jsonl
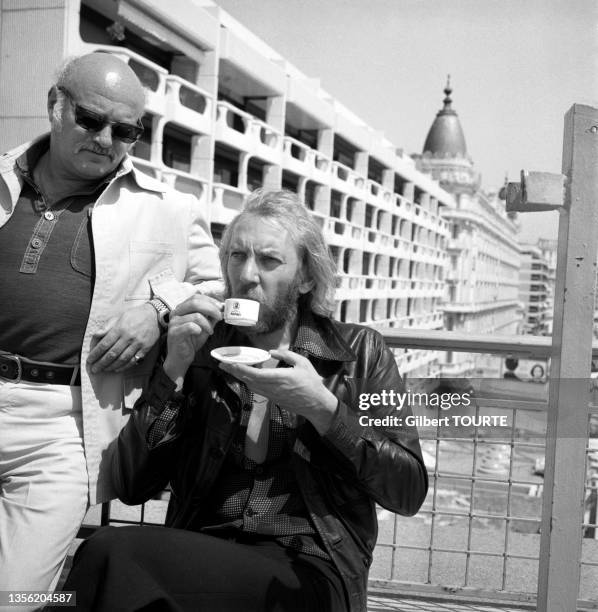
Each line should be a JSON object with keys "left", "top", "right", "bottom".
{"left": 70, "top": 216, "right": 93, "bottom": 277}
{"left": 126, "top": 241, "right": 174, "bottom": 301}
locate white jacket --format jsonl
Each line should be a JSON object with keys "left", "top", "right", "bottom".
{"left": 0, "top": 136, "right": 222, "bottom": 502}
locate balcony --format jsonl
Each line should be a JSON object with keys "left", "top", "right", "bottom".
{"left": 130, "top": 157, "right": 207, "bottom": 206}
{"left": 331, "top": 161, "right": 367, "bottom": 197}
{"left": 214, "top": 101, "right": 255, "bottom": 153}
{"left": 367, "top": 180, "right": 393, "bottom": 208}
{"left": 448, "top": 236, "right": 468, "bottom": 251}
{"left": 210, "top": 182, "right": 248, "bottom": 225}
{"left": 165, "top": 75, "right": 213, "bottom": 135}
{"left": 282, "top": 136, "right": 332, "bottom": 184}
{"left": 215, "top": 101, "right": 282, "bottom": 163}
{"left": 322, "top": 217, "right": 364, "bottom": 248}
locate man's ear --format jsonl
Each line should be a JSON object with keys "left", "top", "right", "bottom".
{"left": 47, "top": 86, "right": 58, "bottom": 122}
{"left": 298, "top": 266, "right": 315, "bottom": 295}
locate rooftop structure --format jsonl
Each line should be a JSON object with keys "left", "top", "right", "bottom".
{"left": 414, "top": 81, "right": 522, "bottom": 377}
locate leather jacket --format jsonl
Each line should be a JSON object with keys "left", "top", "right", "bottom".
{"left": 112, "top": 311, "right": 428, "bottom": 612}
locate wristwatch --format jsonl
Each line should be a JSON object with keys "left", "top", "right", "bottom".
{"left": 147, "top": 297, "right": 170, "bottom": 329}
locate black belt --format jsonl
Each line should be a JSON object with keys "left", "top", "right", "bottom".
{"left": 0, "top": 353, "right": 81, "bottom": 386}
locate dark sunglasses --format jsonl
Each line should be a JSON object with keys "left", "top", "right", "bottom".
{"left": 58, "top": 86, "right": 144, "bottom": 143}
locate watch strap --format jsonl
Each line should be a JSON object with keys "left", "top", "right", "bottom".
{"left": 148, "top": 297, "right": 170, "bottom": 328}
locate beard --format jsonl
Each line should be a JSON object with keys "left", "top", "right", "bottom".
{"left": 228, "top": 275, "right": 302, "bottom": 335}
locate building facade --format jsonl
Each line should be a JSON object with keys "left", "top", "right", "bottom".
{"left": 0, "top": 0, "right": 458, "bottom": 378}
{"left": 519, "top": 244, "right": 552, "bottom": 336}
{"left": 537, "top": 238, "right": 557, "bottom": 336}
{"left": 414, "top": 81, "right": 522, "bottom": 377}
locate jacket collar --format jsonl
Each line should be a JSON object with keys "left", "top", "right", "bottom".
{"left": 122, "top": 157, "right": 168, "bottom": 193}
{"left": 14, "top": 135, "right": 49, "bottom": 178}
{"left": 7, "top": 133, "right": 166, "bottom": 195}
{"left": 291, "top": 309, "right": 356, "bottom": 362}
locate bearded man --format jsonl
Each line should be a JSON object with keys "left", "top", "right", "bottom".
{"left": 57, "top": 190, "right": 427, "bottom": 612}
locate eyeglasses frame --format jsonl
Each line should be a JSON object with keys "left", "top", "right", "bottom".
{"left": 57, "top": 85, "right": 144, "bottom": 144}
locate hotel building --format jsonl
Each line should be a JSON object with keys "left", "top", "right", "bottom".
{"left": 414, "top": 81, "right": 522, "bottom": 377}
{"left": 518, "top": 243, "right": 552, "bottom": 336}
{"left": 537, "top": 238, "right": 557, "bottom": 336}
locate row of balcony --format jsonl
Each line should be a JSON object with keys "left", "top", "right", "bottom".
{"left": 336, "top": 274, "right": 445, "bottom": 297}
{"left": 129, "top": 164, "right": 452, "bottom": 253}
{"left": 448, "top": 237, "right": 522, "bottom": 268}
{"left": 321, "top": 220, "right": 446, "bottom": 256}
{"left": 88, "top": 44, "right": 449, "bottom": 222}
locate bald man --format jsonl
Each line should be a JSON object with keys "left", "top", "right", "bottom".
{"left": 0, "top": 52, "right": 221, "bottom": 599}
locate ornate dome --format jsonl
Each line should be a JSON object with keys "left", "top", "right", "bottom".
{"left": 422, "top": 77, "right": 467, "bottom": 157}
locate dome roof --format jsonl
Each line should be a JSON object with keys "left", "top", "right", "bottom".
{"left": 423, "top": 77, "right": 467, "bottom": 157}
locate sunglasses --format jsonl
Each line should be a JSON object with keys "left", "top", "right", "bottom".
{"left": 58, "top": 86, "right": 144, "bottom": 143}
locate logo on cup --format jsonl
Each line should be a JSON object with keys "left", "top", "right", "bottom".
{"left": 224, "top": 298, "right": 260, "bottom": 327}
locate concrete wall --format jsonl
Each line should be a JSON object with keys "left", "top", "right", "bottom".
{"left": 0, "top": 0, "right": 67, "bottom": 151}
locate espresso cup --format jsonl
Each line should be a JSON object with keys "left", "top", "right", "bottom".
{"left": 223, "top": 298, "right": 260, "bottom": 326}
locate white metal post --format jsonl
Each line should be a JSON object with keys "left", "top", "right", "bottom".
{"left": 537, "top": 105, "right": 598, "bottom": 611}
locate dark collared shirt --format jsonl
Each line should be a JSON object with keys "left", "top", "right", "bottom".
{"left": 146, "top": 311, "right": 340, "bottom": 559}
{"left": 199, "top": 391, "right": 330, "bottom": 560}
{"left": 0, "top": 139, "right": 119, "bottom": 364}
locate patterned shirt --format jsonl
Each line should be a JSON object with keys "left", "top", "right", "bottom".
{"left": 199, "top": 389, "right": 329, "bottom": 559}
{"left": 146, "top": 312, "right": 338, "bottom": 559}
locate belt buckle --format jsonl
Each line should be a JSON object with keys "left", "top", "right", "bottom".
{"left": 2, "top": 354, "right": 22, "bottom": 383}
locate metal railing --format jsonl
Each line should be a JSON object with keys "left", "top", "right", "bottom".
{"left": 368, "top": 330, "right": 598, "bottom": 610}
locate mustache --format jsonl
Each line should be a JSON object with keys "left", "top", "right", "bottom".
{"left": 229, "top": 286, "right": 265, "bottom": 302}
{"left": 238, "top": 291, "right": 262, "bottom": 301}
{"left": 78, "top": 144, "right": 115, "bottom": 159}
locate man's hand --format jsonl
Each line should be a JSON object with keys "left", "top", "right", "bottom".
{"left": 87, "top": 303, "right": 160, "bottom": 374}
{"left": 218, "top": 349, "right": 338, "bottom": 434}
{"left": 163, "top": 294, "right": 223, "bottom": 388}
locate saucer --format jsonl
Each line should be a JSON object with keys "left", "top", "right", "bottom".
{"left": 210, "top": 346, "right": 270, "bottom": 365}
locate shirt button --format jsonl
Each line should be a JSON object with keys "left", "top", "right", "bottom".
{"left": 44, "top": 211, "right": 55, "bottom": 221}
{"left": 31, "top": 238, "right": 42, "bottom": 249}
{"left": 245, "top": 508, "right": 256, "bottom": 517}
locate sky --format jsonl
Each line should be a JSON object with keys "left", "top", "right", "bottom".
{"left": 215, "top": 0, "right": 597, "bottom": 242}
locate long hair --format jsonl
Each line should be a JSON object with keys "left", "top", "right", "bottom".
{"left": 219, "top": 189, "right": 337, "bottom": 317}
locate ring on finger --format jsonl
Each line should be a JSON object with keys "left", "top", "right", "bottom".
{"left": 134, "top": 353, "right": 145, "bottom": 364}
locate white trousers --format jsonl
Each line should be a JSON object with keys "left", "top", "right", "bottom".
{"left": 0, "top": 379, "right": 88, "bottom": 609}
